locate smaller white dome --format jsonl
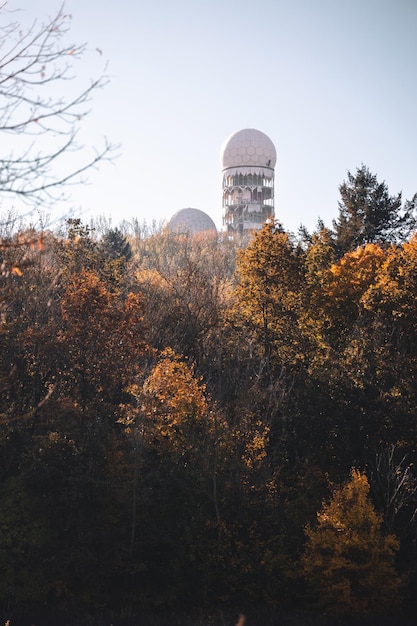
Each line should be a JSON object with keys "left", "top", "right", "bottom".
{"left": 168, "top": 208, "right": 217, "bottom": 236}
{"left": 221, "top": 128, "right": 277, "bottom": 170}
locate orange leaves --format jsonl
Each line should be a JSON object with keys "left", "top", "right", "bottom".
{"left": 55, "top": 269, "right": 146, "bottom": 406}
{"left": 60, "top": 269, "right": 113, "bottom": 323}
{"left": 137, "top": 348, "right": 210, "bottom": 453}
{"left": 241, "top": 420, "right": 270, "bottom": 470}
{"left": 302, "top": 469, "right": 402, "bottom": 614}
{"left": 317, "top": 244, "right": 386, "bottom": 328}
{"left": 360, "top": 235, "right": 417, "bottom": 325}
{"left": 143, "top": 348, "right": 208, "bottom": 425}
{"left": 305, "top": 237, "right": 417, "bottom": 364}
{"left": 231, "top": 220, "right": 304, "bottom": 363}
{"left": 35, "top": 235, "right": 44, "bottom": 251}
{"left": 326, "top": 244, "right": 386, "bottom": 303}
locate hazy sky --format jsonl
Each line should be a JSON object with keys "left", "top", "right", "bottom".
{"left": 8, "top": 0, "right": 417, "bottom": 235}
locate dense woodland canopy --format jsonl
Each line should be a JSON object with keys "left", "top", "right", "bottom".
{"left": 2, "top": 165, "right": 417, "bottom": 624}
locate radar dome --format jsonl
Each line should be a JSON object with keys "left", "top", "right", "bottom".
{"left": 167, "top": 208, "right": 217, "bottom": 236}
{"left": 221, "top": 128, "right": 277, "bottom": 170}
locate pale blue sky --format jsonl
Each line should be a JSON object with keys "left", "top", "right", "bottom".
{"left": 9, "top": 0, "right": 417, "bottom": 235}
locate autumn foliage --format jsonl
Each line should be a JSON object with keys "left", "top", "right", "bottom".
{"left": 302, "top": 470, "right": 402, "bottom": 615}
{"left": 2, "top": 204, "right": 417, "bottom": 622}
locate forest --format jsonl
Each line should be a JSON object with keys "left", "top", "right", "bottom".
{"left": 2, "top": 165, "right": 417, "bottom": 625}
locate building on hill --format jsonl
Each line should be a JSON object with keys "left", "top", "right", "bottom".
{"left": 166, "top": 129, "right": 277, "bottom": 237}
{"left": 167, "top": 207, "right": 217, "bottom": 236}
{"left": 220, "top": 128, "right": 276, "bottom": 235}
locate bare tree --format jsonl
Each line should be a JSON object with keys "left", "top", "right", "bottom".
{"left": 0, "top": 2, "right": 115, "bottom": 210}
{"left": 370, "top": 444, "right": 417, "bottom": 534}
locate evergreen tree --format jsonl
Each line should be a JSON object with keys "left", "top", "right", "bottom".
{"left": 333, "top": 165, "right": 416, "bottom": 256}
{"left": 100, "top": 227, "right": 132, "bottom": 261}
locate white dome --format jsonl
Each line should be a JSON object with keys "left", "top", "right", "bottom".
{"left": 221, "top": 128, "right": 277, "bottom": 170}
{"left": 167, "top": 208, "right": 217, "bottom": 235}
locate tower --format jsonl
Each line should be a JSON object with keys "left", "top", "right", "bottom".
{"left": 220, "top": 128, "right": 276, "bottom": 235}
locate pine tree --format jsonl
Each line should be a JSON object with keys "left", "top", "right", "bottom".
{"left": 100, "top": 227, "right": 132, "bottom": 261}
{"left": 333, "top": 165, "right": 416, "bottom": 256}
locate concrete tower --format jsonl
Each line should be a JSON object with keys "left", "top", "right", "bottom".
{"left": 220, "top": 128, "right": 276, "bottom": 235}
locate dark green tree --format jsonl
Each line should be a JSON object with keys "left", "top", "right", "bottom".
{"left": 333, "top": 165, "right": 416, "bottom": 256}
{"left": 100, "top": 227, "right": 132, "bottom": 262}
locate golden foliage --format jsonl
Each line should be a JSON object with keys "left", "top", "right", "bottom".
{"left": 139, "top": 348, "right": 209, "bottom": 452}
{"left": 302, "top": 469, "right": 402, "bottom": 615}
{"left": 321, "top": 244, "right": 386, "bottom": 324}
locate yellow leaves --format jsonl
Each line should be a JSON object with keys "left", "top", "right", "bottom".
{"left": 316, "top": 244, "right": 387, "bottom": 330}
{"left": 230, "top": 220, "right": 305, "bottom": 362}
{"left": 143, "top": 348, "right": 208, "bottom": 426}
{"left": 54, "top": 269, "right": 146, "bottom": 404}
{"left": 302, "top": 469, "right": 402, "bottom": 614}
{"left": 242, "top": 421, "right": 270, "bottom": 469}
{"left": 360, "top": 236, "right": 417, "bottom": 323}
{"left": 60, "top": 269, "right": 113, "bottom": 323}
{"left": 305, "top": 228, "right": 336, "bottom": 285}
{"left": 326, "top": 244, "right": 386, "bottom": 302}
{"left": 132, "top": 348, "right": 211, "bottom": 453}
{"left": 11, "top": 266, "right": 23, "bottom": 276}
{"left": 313, "top": 470, "right": 384, "bottom": 540}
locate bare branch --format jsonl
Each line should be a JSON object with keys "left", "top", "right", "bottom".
{"left": 0, "top": 2, "right": 117, "bottom": 209}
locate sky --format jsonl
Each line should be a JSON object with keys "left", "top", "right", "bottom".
{"left": 5, "top": 0, "right": 417, "bottom": 235}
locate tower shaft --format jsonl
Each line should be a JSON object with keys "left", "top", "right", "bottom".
{"left": 222, "top": 166, "right": 274, "bottom": 234}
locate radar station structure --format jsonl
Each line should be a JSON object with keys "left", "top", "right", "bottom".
{"left": 168, "top": 207, "right": 217, "bottom": 236}
{"left": 220, "top": 128, "right": 276, "bottom": 235}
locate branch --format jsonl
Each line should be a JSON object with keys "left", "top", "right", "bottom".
{"left": 0, "top": 2, "right": 117, "bottom": 209}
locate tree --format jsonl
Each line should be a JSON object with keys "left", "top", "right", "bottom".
{"left": 100, "top": 227, "right": 132, "bottom": 262}
{"left": 0, "top": 4, "right": 114, "bottom": 211}
{"left": 363, "top": 233, "right": 417, "bottom": 336}
{"left": 9, "top": 267, "right": 146, "bottom": 421}
{"left": 99, "top": 227, "right": 133, "bottom": 285}
{"left": 370, "top": 445, "right": 417, "bottom": 536}
{"left": 320, "top": 243, "right": 386, "bottom": 331}
{"left": 134, "top": 230, "right": 236, "bottom": 395}
{"left": 231, "top": 220, "right": 304, "bottom": 372}
{"left": 333, "top": 165, "right": 416, "bottom": 256}
{"left": 359, "top": 235, "right": 417, "bottom": 443}
{"left": 301, "top": 469, "right": 402, "bottom": 615}
{"left": 56, "top": 270, "right": 145, "bottom": 411}
{"left": 139, "top": 347, "right": 210, "bottom": 455}
{"left": 303, "top": 225, "right": 336, "bottom": 290}
{"left": 118, "top": 349, "right": 231, "bottom": 606}
{"left": 54, "top": 218, "right": 102, "bottom": 275}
